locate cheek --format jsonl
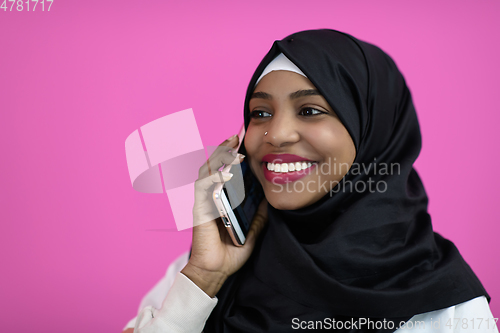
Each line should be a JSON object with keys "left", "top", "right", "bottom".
{"left": 243, "top": 128, "right": 264, "bottom": 182}
{"left": 308, "top": 124, "right": 355, "bottom": 161}
{"left": 333, "top": 133, "right": 356, "bottom": 168}
{"left": 244, "top": 125, "right": 258, "bottom": 147}
{"left": 305, "top": 124, "right": 338, "bottom": 148}
{"left": 243, "top": 127, "right": 260, "bottom": 161}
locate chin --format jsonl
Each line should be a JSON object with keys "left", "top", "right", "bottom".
{"left": 265, "top": 191, "right": 311, "bottom": 211}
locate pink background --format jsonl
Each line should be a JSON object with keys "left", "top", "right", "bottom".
{"left": 1, "top": 1, "right": 498, "bottom": 331}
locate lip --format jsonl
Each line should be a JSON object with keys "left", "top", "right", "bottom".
{"left": 262, "top": 153, "right": 316, "bottom": 164}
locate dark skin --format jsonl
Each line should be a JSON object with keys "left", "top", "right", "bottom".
{"left": 122, "top": 135, "right": 268, "bottom": 332}
{"left": 122, "top": 71, "right": 356, "bottom": 332}
{"left": 246, "top": 71, "right": 356, "bottom": 210}
{"left": 180, "top": 134, "right": 269, "bottom": 298}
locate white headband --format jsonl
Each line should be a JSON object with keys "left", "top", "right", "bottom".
{"left": 254, "top": 53, "right": 307, "bottom": 86}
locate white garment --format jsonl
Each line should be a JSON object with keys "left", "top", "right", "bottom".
{"left": 124, "top": 251, "right": 498, "bottom": 333}
{"left": 254, "top": 53, "right": 307, "bottom": 86}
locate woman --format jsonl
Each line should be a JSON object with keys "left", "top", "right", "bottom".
{"left": 123, "top": 29, "right": 495, "bottom": 332}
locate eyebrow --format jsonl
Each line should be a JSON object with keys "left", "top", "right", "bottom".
{"left": 250, "top": 89, "right": 321, "bottom": 100}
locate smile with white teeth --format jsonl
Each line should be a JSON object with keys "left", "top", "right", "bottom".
{"left": 266, "top": 161, "right": 317, "bottom": 173}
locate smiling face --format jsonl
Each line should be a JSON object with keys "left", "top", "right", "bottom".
{"left": 245, "top": 70, "right": 356, "bottom": 210}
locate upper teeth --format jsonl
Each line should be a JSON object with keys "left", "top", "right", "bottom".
{"left": 266, "top": 161, "right": 314, "bottom": 173}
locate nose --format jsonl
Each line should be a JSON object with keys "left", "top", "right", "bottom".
{"left": 264, "top": 108, "right": 300, "bottom": 148}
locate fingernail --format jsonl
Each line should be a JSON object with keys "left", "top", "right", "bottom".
{"left": 231, "top": 151, "right": 244, "bottom": 158}
{"left": 237, "top": 153, "right": 245, "bottom": 159}
{"left": 221, "top": 172, "right": 233, "bottom": 180}
{"left": 228, "top": 134, "right": 238, "bottom": 140}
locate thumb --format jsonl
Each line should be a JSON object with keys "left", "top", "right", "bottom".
{"left": 244, "top": 198, "right": 269, "bottom": 248}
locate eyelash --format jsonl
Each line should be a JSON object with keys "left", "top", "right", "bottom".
{"left": 250, "top": 107, "right": 326, "bottom": 119}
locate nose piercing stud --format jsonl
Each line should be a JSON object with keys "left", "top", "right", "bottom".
{"left": 264, "top": 131, "right": 268, "bottom": 136}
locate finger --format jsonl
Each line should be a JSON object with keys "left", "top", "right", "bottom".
{"left": 195, "top": 171, "right": 233, "bottom": 190}
{"left": 200, "top": 135, "right": 240, "bottom": 177}
{"left": 244, "top": 198, "right": 269, "bottom": 248}
{"left": 211, "top": 135, "right": 240, "bottom": 166}
{"left": 228, "top": 154, "right": 245, "bottom": 164}
{"left": 219, "top": 134, "right": 239, "bottom": 147}
{"left": 206, "top": 151, "right": 244, "bottom": 175}
{"left": 218, "top": 152, "right": 244, "bottom": 166}
{"left": 201, "top": 149, "right": 235, "bottom": 176}
{"left": 219, "top": 155, "right": 245, "bottom": 173}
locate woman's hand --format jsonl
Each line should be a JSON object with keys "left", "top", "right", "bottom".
{"left": 181, "top": 134, "right": 269, "bottom": 297}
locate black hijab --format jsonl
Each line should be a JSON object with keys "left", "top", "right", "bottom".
{"left": 203, "top": 29, "right": 489, "bottom": 332}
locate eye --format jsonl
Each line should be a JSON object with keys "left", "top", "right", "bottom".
{"left": 299, "top": 107, "right": 325, "bottom": 116}
{"left": 250, "top": 110, "right": 272, "bottom": 118}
